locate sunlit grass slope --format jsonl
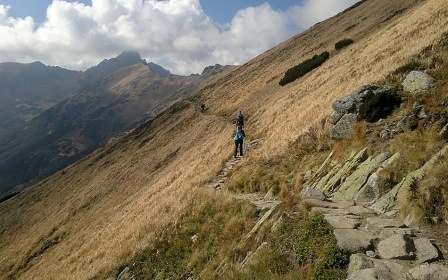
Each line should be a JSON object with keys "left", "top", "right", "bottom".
{"left": 1, "top": 0, "right": 448, "bottom": 278}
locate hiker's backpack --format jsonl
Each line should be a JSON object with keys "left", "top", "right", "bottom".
{"left": 234, "top": 130, "right": 244, "bottom": 141}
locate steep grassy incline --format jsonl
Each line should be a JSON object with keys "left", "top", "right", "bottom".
{"left": 1, "top": 0, "right": 448, "bottom": 278}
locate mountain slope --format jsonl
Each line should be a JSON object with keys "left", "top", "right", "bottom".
{"left": 0, "top": 0, "right": 447, "bottom": 278}
{"left": 0, "top": 62, "right": 232, "bottom": 197}
{"left": 0, "top": 61, "right": 81, "bottom": 132}
{"left": 0, "top": 52, "right": 148, "bottom": 134}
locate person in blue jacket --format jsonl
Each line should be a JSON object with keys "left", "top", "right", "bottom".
{"left": 233, "top": 125, "right": 246, "bottom": 158}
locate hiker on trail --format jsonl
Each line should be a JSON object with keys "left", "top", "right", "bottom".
{"left": 236, "top": 111, "right": 244, "bottom": 128}
{"left": 233, "top": 125, "right": 245, "bottom": 158}
{"left": 200, "top": 104, "right": 206, "bottom": 113}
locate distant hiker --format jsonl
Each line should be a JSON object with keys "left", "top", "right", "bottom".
{"left": 236, "top": 111, "right": 244, "bottom": 128}
{"left": 233, "top": 125, "right": 246, "bottom": 158}
{"left": 200, "top": 104, "right": 206, "bottom": 113}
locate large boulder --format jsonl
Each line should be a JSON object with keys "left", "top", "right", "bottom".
{"left": 402, "top": 71, "right": 435, "bottom": 94}
{"left": 330, "top": 85, "right": 401, "bottom": 139}
{"left": 330, "top": 113, "right": 358, "bottom": 139}
{"left": 377, "top": 234, "right": 416, "bottom": 260}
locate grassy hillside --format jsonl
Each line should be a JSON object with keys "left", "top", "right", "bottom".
{"left": 1, "top": 0, "right": 448, "bottom": 278}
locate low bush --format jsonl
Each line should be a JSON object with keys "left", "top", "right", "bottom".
{"left": 279, "top": 51, "right": 330, "bottom": 86}
{"left": 334, "top": 38, "right": 354, "bottom": 50}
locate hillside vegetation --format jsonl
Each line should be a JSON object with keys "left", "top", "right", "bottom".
{"left": 1, "top": 0, "right": 448, "bottom": 279}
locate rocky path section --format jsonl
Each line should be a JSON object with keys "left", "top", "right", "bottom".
{"left": 204, "top": 138, "right": 280, "bottom": 211}
{"left": 303, "top": 195, "right": 448, "bottom": 279}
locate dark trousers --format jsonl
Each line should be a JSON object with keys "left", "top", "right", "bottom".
{"left": 234, "top": 140, "right": 243, "bottom": 157}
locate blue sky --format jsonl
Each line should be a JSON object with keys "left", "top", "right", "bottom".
{"left": 0, "top": 0, "right": 359, "bottom": 74}
{"left": 1, "top": 0, "right": 301, "bottom": 24}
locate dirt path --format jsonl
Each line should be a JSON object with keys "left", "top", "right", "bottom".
{"left": 204, "top": 138, "right": 279, "bottom": 210}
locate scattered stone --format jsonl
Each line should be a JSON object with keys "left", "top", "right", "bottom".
{"left": 365, "top": 217, "right": 405, "bottom": 234}
{"left": 333, "top": 229, "right": 375, "bottom": 252}
{"left": 191, "top": 234, "right": 198, "bottom": 243}
{"left": 397, "top": 115, "right": 418, "bottom": 132}
{"left": 348, "top": 253, "right": 374, "bottom": 275}
{"left": 408, "top": 263, "right": 448, "bottom": 279}
{"left": 331, "top": 113, "right": 358, "bottom": 139}
{"left": 301, "top": 186, "right": 326, "bottom": 200}
{"left": 377, "top": 234, "right": 416, "bottom": 260}
{"left": 414, "top": 238, "right": 441, "bottom": 264}
{"left": 402, "top": 70, "right": 435, "bottom": 94}
{"left": 347, "top": 205, "right": 375, "bottom": 215}
{"left": 310, "top": 207, "right": 351, "bottom": 215}
{"left": 302, "top": 198, "right": 355, "bottom": 209}
{"left": 324, "top": 214, "right": 361, "bottom": 229}
{"left": 326, "top": 198, "right": 357, "bottom": 209}
{"left": 366, "top": 251, "right": 376, "bottom": 258}
{"left": 328, "top": 110, "right": 344, "bottom": 125}
{"left": 348, "top": 259, "right": 410, "bottom": 280}
{"left": 379, "top": 227, "right": 419, "bottom": 239}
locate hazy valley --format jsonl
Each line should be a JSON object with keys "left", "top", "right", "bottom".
{"left": 0, "top": 52, "right": 232, "bottom": 197}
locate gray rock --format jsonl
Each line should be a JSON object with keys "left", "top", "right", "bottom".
{"left": 330, "top": 113, "right": 358, "bottom": 139}
{"left": 414, "top": 238, "right": 440, "bottom": 264}
{"left": 348, "top": 253, "right": 374, "bottom": 275}
{"left": 329, "top": 85, "right": 401, "bottom": 140}
{"left": 333, "top": 229, "right": 375, "bottom": 252}
{"left": 328, "top": 111, "right": 344, "bottom": 124}
{"left": 348, "top": 259, "right": 410, "bottom": 280}
{"left": 301, "top": 186, "right": 326, "bottom": 200}
{"left": 402, "top": 71, "right": 435, "bottom": 94}
{"left": 310, "top": 207, "right": 351, "bottom": 215}
{"left": 352, "top": 86, "right": 383, "bottom": 120}
{"left": 365, "top": 217, "right": 405, "bottom": 234}
{"left": 377, "top": 234, "right": 416, "bottom": 260}
{"left": 347, "top": 205, "right": 375, "bottom": 215}
{"left": 397, "top": 115, "right": 418, "bottom": 132}
{"left": 324, "top": 214, "right": 361, "bottom": 229}
{"left": 332, "top": 94, "right": 356, "bottom": 114}
{"left": 379, "top": 227, "right": 419, "bottom": 239}
{"left": 333, "top": 152, "right": 393, "bottom": 201}
{"left": 408, "top": 263, "right": 448, "bottom": 280}
{"left": 313, "top": 148, "right": 368, "bottom": 194}
{"left": 301, "top": 198, "right": 355, "bottom": 209}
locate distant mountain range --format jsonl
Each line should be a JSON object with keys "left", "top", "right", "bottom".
{"left": 0, "top": 52, "right": 234, "bottom": 197}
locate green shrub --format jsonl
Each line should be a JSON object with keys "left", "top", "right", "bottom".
{"left": 268, "top": 211, "right": 349, "bottom": 279}
{"left": 279, "top": 51, "right": 330, "bottom": 86}
{"left": 335, "top": 38, "right": 354, "bottom": 50}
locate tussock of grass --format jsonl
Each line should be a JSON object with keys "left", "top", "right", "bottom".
{"left": 126, "top": 192, "right": 258, "bottom": 279}
{"left": 130, "top": 194, "right": 348, "bottom": 280}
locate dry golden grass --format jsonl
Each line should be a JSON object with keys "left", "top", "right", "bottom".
{"left": 1, "top": 0, "right": 448, "bottom": 278}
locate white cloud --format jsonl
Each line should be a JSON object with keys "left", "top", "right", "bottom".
{"left": 0, "top": 0, "right": 359, "bottom": 75}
